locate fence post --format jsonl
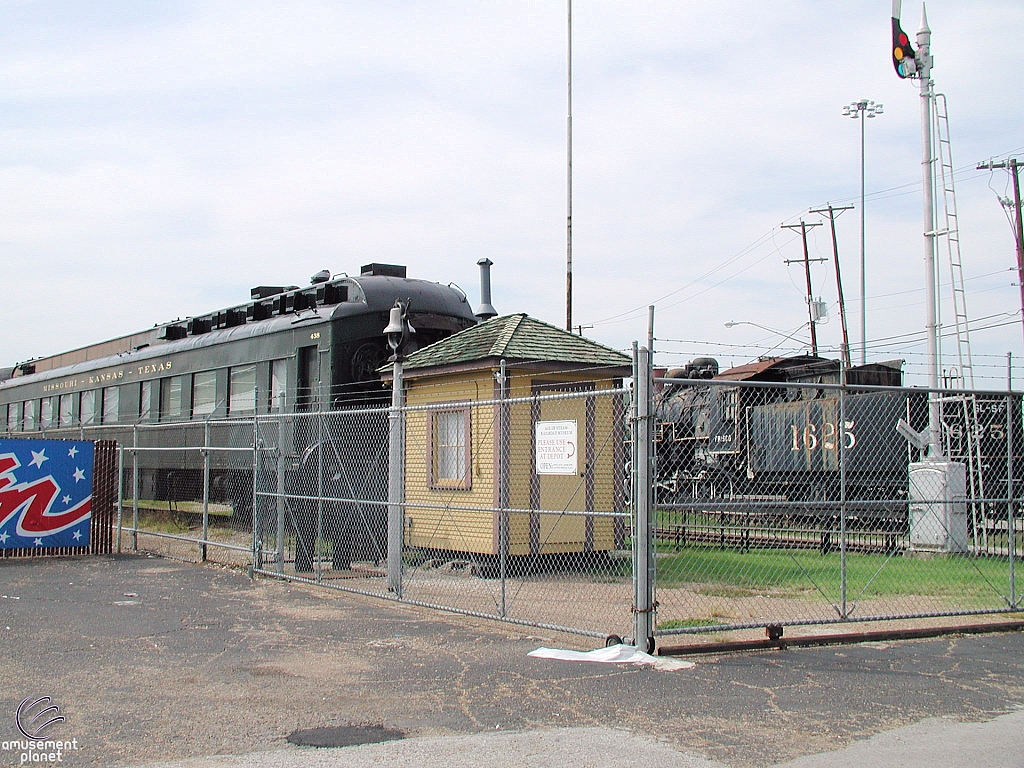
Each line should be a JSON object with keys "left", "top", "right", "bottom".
{"left": 131, "top": 425, "right": 139, "bottom": 552}
{"left": 116, "top": 445, "right": 124, "bottom": 555}
{"left": 276, "top": 413, "right": 286, "bottom": 575}
{"left": 1008, "top": 393, "right": 1017, "bottom": 607}
{"left": 498, "top": 358, "right": 508, "bottom": 618}
{"left": 387, "top": 358, "right": 405, "bottom": 596}
{"left": 839, "top": 361, "right": 848, "bottom": 618}
{"left": 633, "top": 345, "right": 655, "bottom": 651}
{"left": 201, "top": 420, "right": 210, "bottom": 562}
{"left": 316, "top": 408, "right": 324, "bottom": 584}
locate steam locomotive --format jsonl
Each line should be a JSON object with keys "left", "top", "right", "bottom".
{"left": 654, "top": 355, "right": 1020, "bottom": 527}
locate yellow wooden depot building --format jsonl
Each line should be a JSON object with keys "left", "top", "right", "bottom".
{"left": 383, "top": 314, "right": 631, "bottom": 559}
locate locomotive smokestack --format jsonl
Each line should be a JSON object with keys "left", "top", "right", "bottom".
{"left": 475, "top": 258, "right": 497, "bottom": 320}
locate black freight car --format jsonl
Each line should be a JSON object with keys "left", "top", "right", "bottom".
{"left": 0, "top": 264, "right": 478, "bottom": 566}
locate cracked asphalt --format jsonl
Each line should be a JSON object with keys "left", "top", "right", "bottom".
{"left": 1, "top": 554, "right": 1023, "bottom": 767}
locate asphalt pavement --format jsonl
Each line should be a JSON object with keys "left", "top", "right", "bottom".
{"left": 1, "top": 554, "right": 1023, "bottom": 767}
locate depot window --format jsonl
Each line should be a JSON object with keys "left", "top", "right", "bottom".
{"left": 59, "top": 393, "right": 74, "bottom": 427}
{"left": 102, "top": 386, "right": 120, "bottom": 424}
{"left": 161, "top": 376, "right": 184, "bottom": 421}
{"left": 40, "top": 397, "right": 54, "bottom": 429}
{"left": 429, "top": 407, "right": 471, "bottom": 490}
{"left": 229, "top": 365, "right": 256, "bottom": 415}
{"left": 7, "top": 402, "right": 21, "bottom": 433}
{"left": 80, "top": 391, "right": 97, "bottom": 426}
{"left": 23, "top": 400, "right": 37, "bottom": 431}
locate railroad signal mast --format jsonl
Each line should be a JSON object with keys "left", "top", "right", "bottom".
{"left": 892, "top": 0, "right": 976, "bottom": 449}
{"left": 893, "top": 1, "right": 973, "bottom": 553}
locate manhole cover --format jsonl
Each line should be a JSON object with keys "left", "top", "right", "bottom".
{"left": 287, "top": 725, "right": 404, "bottom": 748}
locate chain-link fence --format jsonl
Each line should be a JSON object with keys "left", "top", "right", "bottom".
{"left": 398, "top": 384, "right": 632, "bottom": 639}
{"left": 15, "top": 349, "right": 1020, "bottom": 646}
{"left": 120, "top": 418, "right": 256, "bottom": 567}
{"left": 652, "top": 373, "right": 1024, "bottom": 638}
{"left": 248, "top": 382, "right": 635, "bottom": 642}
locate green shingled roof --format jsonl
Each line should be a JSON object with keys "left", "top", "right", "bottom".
{"left": 397, "top": 314, "right": 631, "bottom": 371}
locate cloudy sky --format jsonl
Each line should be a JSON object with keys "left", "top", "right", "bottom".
{"left": 2, "top": 0, "right": 1022, "bottom": 386}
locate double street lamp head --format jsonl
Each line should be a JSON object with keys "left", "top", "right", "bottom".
{"left": 843, "top": 99, "right": 884, "bottom": 118}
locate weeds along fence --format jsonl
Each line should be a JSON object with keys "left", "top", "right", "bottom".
{"left": 93, "top": 351, "right": 1024, "bottom": 647}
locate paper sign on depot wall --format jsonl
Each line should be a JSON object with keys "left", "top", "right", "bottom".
{"left": 535, "top": 420, "right": 578, "bottom": 475}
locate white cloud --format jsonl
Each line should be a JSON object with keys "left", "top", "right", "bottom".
{"left": 0, "top": 0, "right": 1022, "bottom": 387}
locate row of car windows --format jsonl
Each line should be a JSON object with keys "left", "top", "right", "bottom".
{"left": 3, "top": 360, "right": 287, "bottom": 432}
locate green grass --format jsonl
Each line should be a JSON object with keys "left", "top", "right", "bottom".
{"left": 656, "top": 546, "right": 1016, "bottom": 602}
{"left": 657, "top": 617, "right": 726, "bottom": 631}
{"left": 133, "top": 511, "right": 192, "bottom": 534}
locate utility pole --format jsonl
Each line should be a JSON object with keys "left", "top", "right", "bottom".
{"left": 811, "top": 204, "right": 855, "bottom": 367}
{"left": 782, "top": 220, "right": 824, "bottom": 356}
{"left": 978, "top": 157, "right": 1024, "bottom": 346}
{"left": 647, "top": 305, "right": 655, "bottom": 357}
{"left": 565, "top": 0, "right": 573, "bottom": 331}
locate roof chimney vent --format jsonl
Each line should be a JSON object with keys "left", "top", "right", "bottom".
{"left": 475, "top": 258, "right": 497, "bottom": 320}
{"left": 360, "top": 263, "right": 407, "bottom": 278}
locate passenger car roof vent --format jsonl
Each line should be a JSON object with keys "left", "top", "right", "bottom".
{"left": 310, "top": 269, "right": 331, "bottom": 284}
{"left": 251, "top": 286, "right": 287, "bottom": 300}
{"left": 360, "top": 263, "right": 407, "bottom": 278}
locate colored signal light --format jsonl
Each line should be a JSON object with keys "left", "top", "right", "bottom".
{"left": 891, "top": 16, "right": 917, "bottom": 78}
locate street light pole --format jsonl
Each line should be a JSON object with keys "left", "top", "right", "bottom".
{"left": 843, "top": 99, "right": 883, "bottom": 366}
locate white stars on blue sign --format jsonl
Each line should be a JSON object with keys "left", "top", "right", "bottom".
{"left": 1, "top": 439, "right": 94, "bottom": 549}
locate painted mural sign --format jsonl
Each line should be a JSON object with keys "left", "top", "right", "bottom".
{"left": 0, "top": 439, "right": 94, "bottom": 549}
{"left": 535, "top": 420, "right": 578, "bottom": 476}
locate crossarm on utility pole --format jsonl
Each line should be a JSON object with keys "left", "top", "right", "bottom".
{"left": 781, "top": 220, "right": 824, "bottom": 356}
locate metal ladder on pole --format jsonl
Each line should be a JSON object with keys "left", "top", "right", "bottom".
{"left": 935, "top": 92, "right": 987, "bottom": 549}
{"left": 935, "top": 93, "right": 973, "bottom": 387}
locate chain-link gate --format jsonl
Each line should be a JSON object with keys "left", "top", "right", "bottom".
{"left": 249, "top": 380, "right": 636, "bottom": 641}
{"left": 652, "top": 372, "right": 1023, "bottom": 639}
{"left": 119, "top": 418, "right": 257, "bottom": 567}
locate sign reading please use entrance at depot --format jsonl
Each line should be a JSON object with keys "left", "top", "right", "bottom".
{"left": 535, "top": 420, "right": 578, "bottom": 475}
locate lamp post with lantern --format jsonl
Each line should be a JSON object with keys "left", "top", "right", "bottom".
{"left": 384, "top": 300, "right": 415, "bottom": 595}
